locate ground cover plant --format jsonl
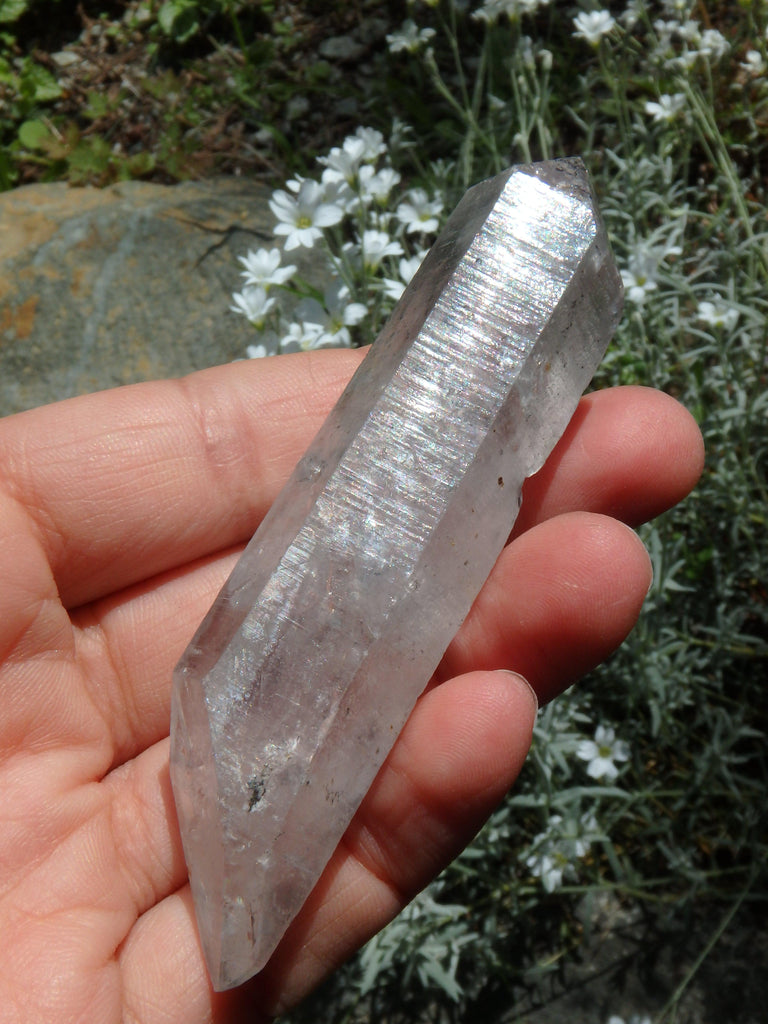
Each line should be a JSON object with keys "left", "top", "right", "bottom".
{"left": 228, "top": 3, "right": 767, "bottom": 1021}
{"left": 0, "top": 0, "right": 387, "bottom": 188}
{"left": 3, "top": 1, "right": 767, "bottom": 1021}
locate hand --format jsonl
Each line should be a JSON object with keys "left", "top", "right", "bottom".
{"left": 0, "top": 350, "right": 703, "bottom": 1023}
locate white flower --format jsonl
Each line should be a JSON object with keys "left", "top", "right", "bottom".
{"left": 576, "top": 811, "right": 600, "bottom": 850}
{"left": 382, "top": 278, "right": 406, "bottom": 302}
{"left": 644, "top": 93, "right": 686, "bottom": 123}
{"left": 652, "top": 17, "right": 677, "bottom": 56}
{"left": 621, "top": 249, "right": 660, "bottom": 305}
{"left": 696, "top": 300, "right": 739, "bottom": 331}
{"left": 243, "top": 329, "right": 281, "bottom": 358}
{"left": 269, "top": 179, "right": 344, "bottom": 251}
{"left": 399, "top": 252, "right": 427, "bottom": 285}
{"left": 621, "top": 270, "right": 658, "bottom": 305}
{"left": 523, "top": 812, "right": 598, "bottom": 891}
{"left": 524, "top": 849, "right": 568, "bottom": 892}
{"left": 359, "top": 164, "right": 401, "bottom": 204}
{"left": 237, "top": 247, "right": 296, "bottom": 288}
{"left": 381, "top": 249, "right": 428, "bottom": 303}
{"left": 396, "top": 188, "right": 443, "bottom": 234}
{"left": 320, "top": 145, "right": 365, "bottom": 186}
{"left": 675, "top": 23, "right": 730, "bottom": 63}
{"left": 572, "top": 10, "right": 616, "bottom": 45}
{"left": 246, "top": 342, "right": 269, "bottom": 359}
{"left": 320, "top": 128, "right": 387, "bottom": 187}
{"left": 621, "top": 1, "right": 644, "bottom": 29}
{"left": 283, "top": 174, "right": 304, "bottom": 194}
{"left": 293, "top": 280, "right": 368, "bottom": 348}
{"left": 319, "top": 170, "right": 358, "bottom": 215}
{"left": 351, "top": 126, "right": 387, "bottom": 162}
{"left": 229, "top": 285, "right": 276, "bottom": 327}
{"left": 677, "top": 19, "right": 702, "bottom": 44}
{"left": 359, "top": 229, "right": 404, "bottom": 270}
{"left": 697, "top": 27, "right": 729, "bottom": 60}
{"left": 279, "top": 320, "right": 326, "bottom": 351}
{"left": 621, "top": 233, "right": 682, "bottom": 306}
{"left": 576, "top": 725, "right": 630, "bottom": 781}
{"left": 386, "top": 18, "right": 436, "bottom": 54}
{"left": 473, "top": 0, "right": 549, "bottom": 24}
{"left": 741, "top": 49, "right": 766, "bottom": 76}
{"left": 516, "top": 37, "right": 537, "bottom": 72}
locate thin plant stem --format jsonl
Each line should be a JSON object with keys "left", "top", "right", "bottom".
{"left": 657, "top": 861, "right": 763, "bottom": 1022}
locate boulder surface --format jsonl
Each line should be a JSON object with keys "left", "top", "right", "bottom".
{"left": 0, "top": 177, "right": 272, "bottom": 415}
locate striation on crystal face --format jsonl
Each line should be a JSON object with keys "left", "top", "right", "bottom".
{"left": 170, "top": 157, "right": 624, "bottom": 991}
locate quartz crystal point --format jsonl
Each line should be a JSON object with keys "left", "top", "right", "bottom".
{"left": 170, "top": 157, "right": 624, "bottom": 990}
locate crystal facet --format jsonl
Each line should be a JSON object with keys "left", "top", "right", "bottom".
{"left": 170, "top": 158, "right": 624, "bottom": 990}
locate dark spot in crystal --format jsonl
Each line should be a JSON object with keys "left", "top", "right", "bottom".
{"left": 247, "top": 775, "right": 267, "bottom": 811}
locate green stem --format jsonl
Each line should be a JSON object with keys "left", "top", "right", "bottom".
{"left": 473, "top": 24, "right": 502, "bottom": 174}
{"left": 423, "top": 49, "right": 494, "bottom": 188}
{"left": 680, "top": 635, "right": 768, "bottom": 658}
{"left": 682, "top": 79, "right": 768, "bottom": 285}
{"left": 226, "top": 2, "right": 248, "bottom": 61}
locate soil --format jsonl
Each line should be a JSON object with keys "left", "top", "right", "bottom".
{"left": 9, "top": 0, "right": 405, "bottom": 188}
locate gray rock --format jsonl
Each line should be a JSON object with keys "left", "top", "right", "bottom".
{"left": 0, "top": 177, "right": 275, "bottom": 415}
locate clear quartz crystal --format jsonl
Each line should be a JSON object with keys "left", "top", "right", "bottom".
{"left": 170, "top": 158, "right": 624, "bottom": 990}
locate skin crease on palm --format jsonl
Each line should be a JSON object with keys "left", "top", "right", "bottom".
{"left": 0, "top": 347, "right": 704, "bottom": 1024}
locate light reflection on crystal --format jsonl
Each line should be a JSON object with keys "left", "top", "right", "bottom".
{"left": 170, "top": 158, "right": 624, "bottom": 990}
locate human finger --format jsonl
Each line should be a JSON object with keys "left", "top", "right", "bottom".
{"left": 0, "top": 357, "right": 696, "bottom": 613}
{"left": 515, "top": 385, "right": 704, "bottom": 534}
{"left": 441, "top": 510, "right": 652, "bottom": 704}
{"left": 74, "top": 506, "right": 646, "bottom": 771}
{"left": 116, "top": 669, "right": 537, "bottom": 1022}
{"left": 0, "top": 349, "right": 364, "bottom": 609}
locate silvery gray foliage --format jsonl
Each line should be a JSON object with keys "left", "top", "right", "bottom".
{"left": 276, "top": 0, "right": 768, "bottom": 1018}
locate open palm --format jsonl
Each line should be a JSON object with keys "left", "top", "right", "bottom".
{"left": 0, "top": 350, "right": 703, "bottom": 1023}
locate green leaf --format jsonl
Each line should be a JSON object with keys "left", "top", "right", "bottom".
{"left": 66, "top": 136, "right": 112, "bottom": 184}
{"left": 0, "top": 54, "right": 16, "bottom": 86}
{"left": 17, "top": 118, "right": 50, "bottom": 149}
{"left": 0, "top": 147, "right": 17, "bottom": 191}
{"left": 417, "top": 958, "right": 463, "bottom": 1001}
{"left": 157, "top": 0, "right": 182, "bottom": 35}
{"left": 0, "top": 0, "right": 30, "bottom": 25}
{"left": 21, "top": 61, "right": 62, "bottom": 103}
{"left": 158, "top": 0, "right": 200, "bottom": 43}
{"left": 83, "top": 91, "right": 114, "bottom": 120}
{"left": 125, "top": 151, "right": 156, "bottom": 177}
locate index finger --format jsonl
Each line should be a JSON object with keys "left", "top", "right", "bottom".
{"left": 0, "top": 349, "right": 364, "bottom": 608}
{"left": 0, "top": 352, "right": 702, "bottom": 612}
